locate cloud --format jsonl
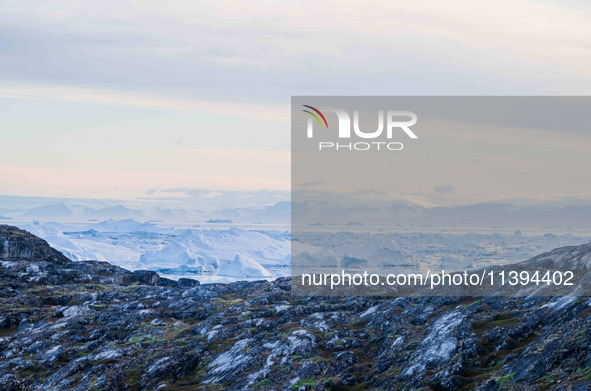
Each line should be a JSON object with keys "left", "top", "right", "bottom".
{"left": 202, "top": 192, "right": 224, "bottom": 199}
{"left": 152, "top": 148, "right": 290, "bottom": 164}
{"left": 0, "top": 83, "right": 289, "bottom": 121}
{"left": 1, "top": 0, "right": 591, "bottom": 100}
{"left": 0, "top": 163, "right": 289, "bottom": 199}
{"left": 434, "top": 185, "right": 459, "bottom": 194}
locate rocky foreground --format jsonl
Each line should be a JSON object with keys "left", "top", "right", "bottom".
{"left": 1, "top": 225, "right": 591, "bottom": 390}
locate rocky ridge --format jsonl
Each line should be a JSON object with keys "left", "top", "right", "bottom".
{"left": 1, "top": 225, "right": 591, "bottom": 390}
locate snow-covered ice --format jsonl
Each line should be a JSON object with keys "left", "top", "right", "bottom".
{"left": 12, "top": 219, "right": 591, "bottom": 283}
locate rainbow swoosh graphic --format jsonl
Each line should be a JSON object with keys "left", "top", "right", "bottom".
{"left": 302, "top": 105, "right": 328, "bottom": 129}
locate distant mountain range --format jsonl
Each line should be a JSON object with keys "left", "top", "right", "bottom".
{"left": 20, "top": 202, "right": 75, "bottom": 219}
{"left": 18, "top": 202, "right": 144, "bottom": 221}
{"left": 4, "top": 193, "right": 591, "bottom": 229}
{"left": 294, "top": 201, "right": 591, "bottom": 229}
{"left": 0, "top": 192, "right": 291, "bottom": 224}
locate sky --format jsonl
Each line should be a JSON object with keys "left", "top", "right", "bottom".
{"left": 1, "top": 0, "right": 591, "bottom": 202}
